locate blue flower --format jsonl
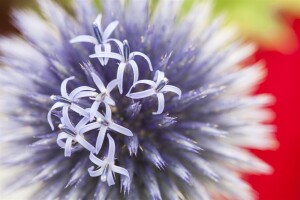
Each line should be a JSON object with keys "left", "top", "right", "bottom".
{"left": 0, "top": 0, "right": 277, "bottom": 200}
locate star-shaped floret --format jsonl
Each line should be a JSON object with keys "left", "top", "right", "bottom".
{"left": 88, "top": 134, "right": 130, "bottom": 187}
{"left": 80, "top": 108, "right": 133, "bottom": 154}
{"left": 75, "top": 72, "right": 117, "bottom": 121}
{"left": 127, "top": 70, "right": 181, "bottom": 114}
{"left": 90, "top": 40, "right": 153, "bottom": 94}
{"left": 47, "top": 76, "right": 95, "bottom": 130}
{"left": 70, "top": 14, "right": 119, "bottom": 65}
{"left": 56, "top": 107, "right": 96, "bottom": 157}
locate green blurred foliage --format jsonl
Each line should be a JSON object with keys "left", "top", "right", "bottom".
{"left": 2, "top": 0, "right": 300, "bottom": 51}
{"left": 182, "top": 0, "right": 300, "bottom": 51}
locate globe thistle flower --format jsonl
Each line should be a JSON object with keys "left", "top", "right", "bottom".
{"left": 0, "top": 0, "right": 277, "bottom": 200}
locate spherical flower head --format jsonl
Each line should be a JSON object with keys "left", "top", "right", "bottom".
{"left": 0, "top": 0, "right": 277, "bottom": 200}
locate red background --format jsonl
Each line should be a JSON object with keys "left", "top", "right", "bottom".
{"left": 248, "top": 18, "right": 300, "bottom": 200}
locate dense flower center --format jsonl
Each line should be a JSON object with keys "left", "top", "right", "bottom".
{"left": 47, "top": 14, "right": 181, "bottom": 187}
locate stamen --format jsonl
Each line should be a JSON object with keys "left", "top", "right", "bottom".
{"left": 96, "top": 117, "right": 109, "bottom": 127}
{"left": 123, "top": 40, "right": 130, "bottom": 62}
{"left": 59, "top": 124, "right": 76, "bottom": 137}
{"left": 100, "top": 165, "right": 108, "bottom": 182}
{"left": 50, "top": 95, "right": 71, "bottom": 104}
{"left": 92, "top": 23, "right": 103, "bottom": 44}
{"left": 94, "top": 92, "right": 107, "bottom": 102}
{"left": 155, "top": 77, "right": 169, "bottom": 92}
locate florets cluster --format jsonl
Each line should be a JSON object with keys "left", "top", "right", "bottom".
{"left": 47, "top": 15, "right": 181, "bottom": 187}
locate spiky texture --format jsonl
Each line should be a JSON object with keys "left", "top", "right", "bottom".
{"left": 0, "top": 0, "right": 277, "bottom": 199}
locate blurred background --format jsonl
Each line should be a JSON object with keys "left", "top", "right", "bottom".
{"left": 0, "top": 0, "right": 300, "bottom": 199}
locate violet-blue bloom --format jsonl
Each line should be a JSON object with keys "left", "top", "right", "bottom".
{"left": 0, "top": 0, "right": 277, "bottom": 199}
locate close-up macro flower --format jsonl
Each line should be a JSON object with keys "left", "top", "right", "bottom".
{"left": 0, "top": 0, "right": 299, "bottom": 200}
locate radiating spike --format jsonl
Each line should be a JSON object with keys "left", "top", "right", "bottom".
{"left": 163, "top": 154, "right": 192, "bottom": 183}
{"left": 162, "top": 132, "right": 202, "bottom": 153}
{"left": 125, "top": 102, "right": 142, "bottom": 121}
{"left": 142, "top": 142, "right": 166, "bottom": 170}
{"left": 167, "top": 86, "right": 225, "bottom": 112}
{"left": 179, "top": 121, "right": 228, "bottom": 137}
{"left": 148, "top": 114, "right": 177, "bottom": 129}
{"left": 140, "top": 166, "right": 162, "bottom": 200}
{"left": 125, "top": 133, "right": 139, "bottom": 156}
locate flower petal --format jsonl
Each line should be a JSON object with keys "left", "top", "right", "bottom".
{"left": 103, "top": 43, "right": 111, "bottom": 65}
{"left": 90, "top": 101, "right": 101, "bottom": 121}
{"left": 104, "top": 104, "right": 112, "bottom": 120}
{"left": 107, "top": 169, "right": 115, "bottom": 186}
{"left": 95, "top": 45, "right": 105, "bottom": 65}
{"left": 128, "top": 60, "right": 139, "bottom": 83}
{"left": 107, "top": 134, "right": 115, "bottom": 162}
{"left": 91, "top": 73, "right": 106, "bottom": 92}
{"left": 96, "top": 127, "right": 107, "bottom": 154}
{"left": 153, "top": 93, "right": 165, "bottom": 115}
{"left": 110, "top": 164, "right": 130, "bottom": 183}
{"left": 134, "top": 80, "right": 156, "bottom": 87}
{"left": 116, "top": 62, "right": 126, "bottom": 94}
{"left": 75, "top": 117, "right": 90, "bottom": 130}
{"left": 79, "top": 122, "right": 101, "bottom": 135}
{"left": 94, "top": 14, "right": 103, "bottom": 33}
{"left": 73, "top": 91, "right": 97, "bottom": 99}
{"left": 154, "top": 70, "right": 165, "bottom": 85}
{"left": 161, "top": 85, "right": 182, "bottom": 99}
{"left": 64, "top": 137, "right": 73, "bottom": 157}
{"left": 69, "top": 86, "right": 96, "bottom": 99}
{"left": 47, "top": 102, "right": 65, "bottom": 130}
{"left": 62, "top": 106, "right": 75, "bottom": 131}
{"left": 70, "top": 104, "right": 89, "bottom": 118}
{"left": 61, "top": 76, "right": 75, "bottom": 98}
{"left": 75, "top": 134, "right": 96, "bottom": 153}
{"left": 90, "top": 52, "right": 123, "bottom": 61}
{"left": 130, "top": 51, "right": 153, "bottom": 71}
{"left": 109, "top": 122, "right": 133, "bottom": 137}
{"left": 56, "top": 132, "right": 69, "bottom": 149}
{"left": 127, "top": 89, "right": 155, "bottom": 99}
{"left": 104, "top": 96, "right": 115, "bottom": 106}
{"left": 107, "top": 38, "right": 123, "bottom": 54}
{"left": 106, "top": 79, "right": 118, "bottom": 92}
{"left": 89, "top": 152, "right": 105, "bottom": 166}
{"left": 103, "top": 21, "right": 119, "bottom": 40}
{"left": 88, "top": 166, "right": 105, "bottom": 177}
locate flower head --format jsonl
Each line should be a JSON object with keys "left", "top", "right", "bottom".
{"left": 0, "top": 0, "right": 276, "bottom": 200}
